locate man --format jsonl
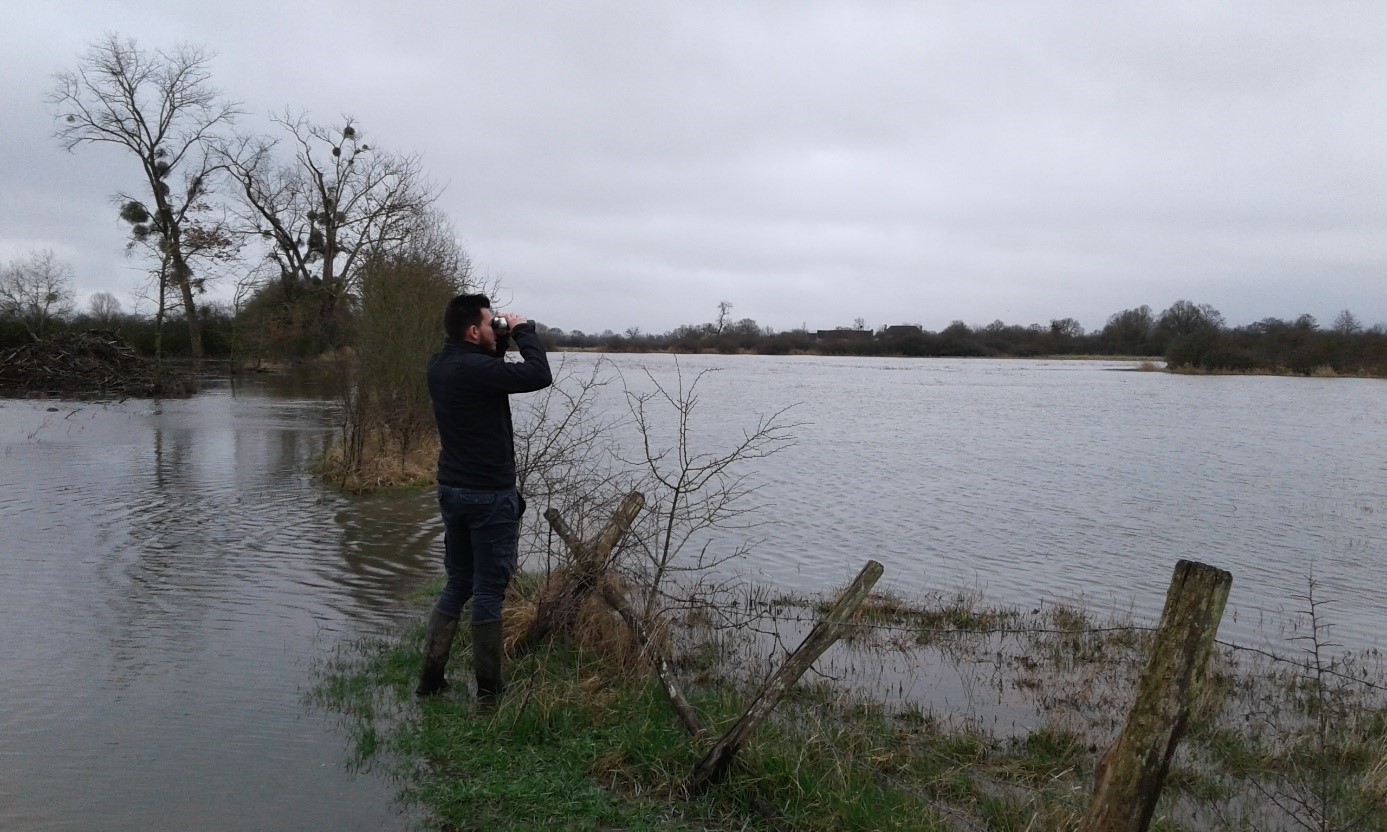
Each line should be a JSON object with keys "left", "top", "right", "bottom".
{"left": 417, "top": 293, "right": 553, "bottom": 702}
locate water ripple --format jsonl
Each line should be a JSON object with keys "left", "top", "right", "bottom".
{"left": 2, "top": 361, "right": 1384, "bottom": 829}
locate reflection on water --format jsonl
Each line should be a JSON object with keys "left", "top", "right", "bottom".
{"left": 0, "top": 376, "right": 433, "bottom": 831}
{"left": 1, "top": 357, "right": 1383, "bottom": 829}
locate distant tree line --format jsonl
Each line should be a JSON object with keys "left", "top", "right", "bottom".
{"left": 5, "top": 248, "right": 1384, "bottom": 377}
{"left": 533, "top": 299, "right": 1387, "bottom": 376}
{"left": 0, "top": 251, "right": 239, "bottom": 358}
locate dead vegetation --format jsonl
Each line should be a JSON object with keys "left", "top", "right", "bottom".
{"left": 0, "top": 331, "right": 191, "bottom": 398}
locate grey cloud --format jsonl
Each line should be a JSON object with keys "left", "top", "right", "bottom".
{"left": 3, "top": 1, "right": 1385, "bottom": 334}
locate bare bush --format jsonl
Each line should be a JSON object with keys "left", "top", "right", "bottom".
{"left": 513, "top": 356, "right": 631, "bottom": 575}
{"left": 326, "top": 250, "right": 463, "bottom": 489}
{"left": 614, "top": 360, "right": 799, "bottom": 630}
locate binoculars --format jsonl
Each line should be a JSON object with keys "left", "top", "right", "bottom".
{"left": 491, "top": 315, "right": 509, "bottom": 334}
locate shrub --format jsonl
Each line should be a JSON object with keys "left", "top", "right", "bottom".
{"left": 328, "top": 253, "right": 464, "bottom": 488}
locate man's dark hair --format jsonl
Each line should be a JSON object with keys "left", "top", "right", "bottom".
{"left": 444, "top": 294, "right": 491, "bottom": 341}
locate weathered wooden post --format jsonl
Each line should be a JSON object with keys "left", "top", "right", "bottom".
{"left": 524, "top": 495, "right": 707, "bottom": 736}
{"left": 598, "top": 577, "right": 710, "bottom": 738}
{"left": 685, "top": 559, "right": 884, "bottom": 796}
{"left": 516, "top": 491, "right": 644, "bottom": 652}
{"left": 1079, "top": 559, "right": 1232, "bottom": 832}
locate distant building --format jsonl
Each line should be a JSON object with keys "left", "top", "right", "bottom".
{"left": 815, "top": 329, "right": 874, "bottom": 340}
{"left": 883, "top": 324, "right": 923, "bottom": 337}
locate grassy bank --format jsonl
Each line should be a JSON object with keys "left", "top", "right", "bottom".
{"left": 314, "top": 601, "right": 1096, "bottom": 830}
{"left": 1165, "top": 364, "right": 1387, "bottom": 379}
{"left": 318, "top": 428, "right": 437, "bottom": 492}
{"left": 314, "top": 578, "right": 1387, "bottom": 831}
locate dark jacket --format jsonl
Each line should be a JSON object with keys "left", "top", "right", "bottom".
{"left": 427, "top": 323, "right": 553, "bottom": 490}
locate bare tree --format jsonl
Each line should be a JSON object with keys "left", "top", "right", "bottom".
{"left": 1332, "top": 309, "right": 1362, "bottom": 336}
{"left": 50, "top": 34, "right": 240, "bottom": 361}
{"left": 88, "top": 291, "right": 124, "bottom": 326}
{"left": 0, "top": 250, "right": 76, "bottom": 339}
{"left": 398, "top": 206, "right": 472, "bottom": 289}
{"left": 1050, "top": 317, "right": 1085, "bottom": 339}
{"left": 715, "top": 301, "right": 733, "bottom": 335}
{"left": 220, "top": 114, "right": 437, "bottom": 346}
{"left": 1157, "top": 299, "right": 1226, "bottom": 337}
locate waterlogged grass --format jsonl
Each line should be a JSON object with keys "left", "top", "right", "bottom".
{"left": 312, "top": 625, "right": 1112, "bottom": 828}
{"left": 317, "top": 630, "right": 963, "bottom": 830}
{"left": 1165, "top": 363, "right": 1387, "bottom": 379}
{"left": 318, "top": 427, "right": 439, "bottom": 492}
{"left": 314, "top": 579, "right": 1387, "bottom": 831}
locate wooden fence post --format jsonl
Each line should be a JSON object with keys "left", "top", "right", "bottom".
{"left": 598, "top": 578, "right": 710, "bottom": 739}
{"left": 516, "top": 492, "right": 644, "bottom": 652}
{"left": 1079, "top": 559, "right": 1232, "bottom": 832}
{"left": 685, "top": 559, "right": 884, "bottom": 796}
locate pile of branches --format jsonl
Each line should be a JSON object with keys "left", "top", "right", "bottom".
{"left": 0, "top": 331, "right": 190, "bottom": 398}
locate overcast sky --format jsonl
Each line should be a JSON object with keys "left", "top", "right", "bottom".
{"left": 3, "top": 1, "right": 1385, "bottom": 334}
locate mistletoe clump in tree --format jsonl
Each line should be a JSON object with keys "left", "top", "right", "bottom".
{"left": 51, "top": 34, "right": 240, "bottom": 362}
{"left": 222, "top": 115, "right": 437, "bottom": 351}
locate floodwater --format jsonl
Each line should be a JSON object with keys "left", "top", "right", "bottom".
{"left": 0, "top": 374, "right": 437, "bottom": 831}
{"left": 566, "top": 354, "right": 1387, "bottom": 654}
{"left": 1, "top": 356, "right": 1384, "bottom": 829}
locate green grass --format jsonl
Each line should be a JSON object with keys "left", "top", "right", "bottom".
{"left": 316, "top": 627, "right": 968, "bottom": 830}
{"left": 312, "top": 577, "right": 1387, "bottom": 832}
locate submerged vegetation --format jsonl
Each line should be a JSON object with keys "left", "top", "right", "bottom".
{"left": 0, "top": 330, "right": 195, "bottom": 398}
{"left": 318, "top": 252, "right": 463, "bottom": 491}
{"left": 316, "top": 575, "right": 1387, "bottom": 831}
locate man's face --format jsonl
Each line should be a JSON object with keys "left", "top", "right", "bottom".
{"left": 472, "top": 308, "right": 498, "bottom": 351}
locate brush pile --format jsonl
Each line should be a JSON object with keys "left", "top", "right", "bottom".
{"left": 0, "top": 331, "right": 188, "bottom": 398}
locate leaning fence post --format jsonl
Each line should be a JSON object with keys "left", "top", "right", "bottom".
{"left": 598, "top": 577, "right": 710, "bottom": 739}
{"left": 516, "top": 492, "right": 644, "bottom": 652}
{"left": 685, "top": 559, "right": 884, "bottom": 796}
{"left": 1079, "top": 559, "right": 1232, "bottom": 832}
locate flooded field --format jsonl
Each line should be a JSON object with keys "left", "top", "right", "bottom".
{"left": 2, "top": 356, "right": 1383, "bottom": 829}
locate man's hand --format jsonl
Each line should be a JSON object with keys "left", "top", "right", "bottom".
{"left": 497, "top": 313, "right": 528, "bottom": 329}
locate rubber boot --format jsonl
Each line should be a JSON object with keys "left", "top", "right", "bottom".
{"left": 472, "top": 619, "right": 505, "bottom": 708}
{"left": 415, "top": 607, "right": 460, "bottom": 697}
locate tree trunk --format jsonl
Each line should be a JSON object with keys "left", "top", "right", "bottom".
{"left": 173, "top": 256, "right": 204, "bottom": 362}
{"left": 154, "top": 259, "right": 167, "bottom": 374}
{"left": 153, "top": 183, "right": 202, "bottom": 362}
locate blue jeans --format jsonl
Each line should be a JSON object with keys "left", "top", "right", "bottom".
{"left": 435, "top": 486, "right": 523, "bottom": 623}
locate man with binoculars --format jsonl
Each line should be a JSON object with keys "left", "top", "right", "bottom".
{"left": 417, "top": 294, "right": 553, "bottom": 703}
